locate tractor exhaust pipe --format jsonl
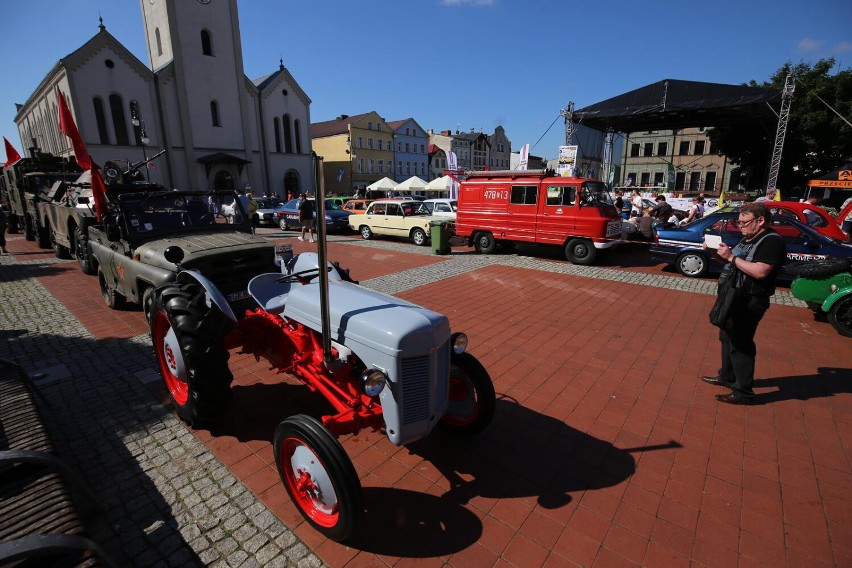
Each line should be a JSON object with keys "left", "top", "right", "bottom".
{"left": 313, "top": 153, "right": 334, "bottom": 369}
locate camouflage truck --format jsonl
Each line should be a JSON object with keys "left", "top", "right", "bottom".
{"left": 2, "top": 148, "right": 82, "bottom": 248}
{"left": 86, "top": 166, "right": 283, "bottom": 319}
{"left": 36, "top": 171, "right": 97, "bottom": 261}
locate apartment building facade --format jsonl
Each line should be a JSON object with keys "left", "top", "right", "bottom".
{"left": 387, "top": 118, "right": 429, "bottom": 183}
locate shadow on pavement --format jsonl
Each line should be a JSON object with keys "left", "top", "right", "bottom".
{"left": 755, "top": 366, "right": 852, "bottom": 404}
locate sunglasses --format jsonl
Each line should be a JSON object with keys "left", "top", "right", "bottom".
{"left": 735, "top": 218, "right": 760, "bottom": 228}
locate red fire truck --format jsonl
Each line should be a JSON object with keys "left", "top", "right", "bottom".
{"left": 454, "top": 170, "right": 623, "bottom": 264}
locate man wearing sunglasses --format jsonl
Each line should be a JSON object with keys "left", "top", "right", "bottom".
{"left": 702, "top": 202, "right": 787, "bottom": 405}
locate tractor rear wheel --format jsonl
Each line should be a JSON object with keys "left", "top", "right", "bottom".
{"left": 150, "top": 282, "right": 233, "bottom": 426}
{"left": 439, "top": 353, "right": 496, "bottom": 436}
{"left": 273, "top": 415, "right": 362, "bottom": 542}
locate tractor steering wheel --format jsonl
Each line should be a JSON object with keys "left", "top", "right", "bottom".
{"left": 276, "top": 266, "right": 332, "bottom": 284}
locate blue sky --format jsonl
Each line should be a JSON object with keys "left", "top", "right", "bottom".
{"left": 1, "top": 0, "right": 850, "bottom": 163}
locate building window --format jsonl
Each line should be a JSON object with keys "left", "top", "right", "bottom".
{"left": 109, "top": 94, "right": 129, "bottom": 145}
{"left": 367, "top": 138, "right": 373, "bottom": 149}
{"left": 369, "top": 159, "right": 374, "bottom": 174}
{"left": 294, "top": 119, "right": 302, "bottom": 154}
{"left": 378, "top": 160, "right": 384, "bottom": 173}
{"left": 657, "top": 142, "right": 668, "bottom": 156}
{"left": 626, "top": 172, "right": 637, "bottom": 186}
{"left": 694, "top": 140, "right": 705, "bottom": 155}
{"left": 282, "top": 114, "right": 293, "bottom": 153}
{"left": 397, "top": 142, "right": 401, "bottom": 152}
{"left": 367, "top": 122, "right": 372, "bottom": 130}
{"left": 378, "top": 140, "right": 383, "bottom": 150}
{"left": 644, "top": 143, "right": 653, "bottom": 156}
{"left": 273, "top": 117, "right": 281, "bottom": 152}
{"left": 93, "top": 97, "right": 109, "bottom": 144}
{"left": 357, "top": 137, "right": 362, "bottom": 149}
{"left": 630, "top": 143, "right": 640, "bottom": 157}
{"left": 704, "top": 172, "right": 717, "bottom": 192}
{"left": 420, "top": 144, "right": 425, "bottom": 154}
{"left": 679, "top": 141, "right": 690, "bottom": 155}
{"left": 405, "top": 142, "right": 410, "bottom": 153}
{"left": 653, "top": 172, "right": 664, "bottom": 186}
{"left": 201, "top": 29, "right": 213, "bottom": 56}
{"left": 210, "top": 101, "right": 220, "bottom": 127}
{"left": 406, "top": 162, "right": 411, "bottom": 175}
{"left": 155, "top": 28, "right": 162, "bottom": 56}
{"left": 689, "top": 172, "right": 701, "bottom": 190}
{"left": 398, "top": 161, "right": 402, "bottom": 172}
{"left": 357, "top": 158, "right": 363, "bottom": 173}
{"left": 389, "top": 161, "right": 394, "bottom": 173}
{"left": 640, "top": 172, "right": 651, "bottom": 186}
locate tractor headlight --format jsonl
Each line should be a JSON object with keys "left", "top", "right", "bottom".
{"left": 450, "top": 332, "right": 468, "bottom": 355}
{"left": 361, "top": 369, "right": 387, "bottom": 397}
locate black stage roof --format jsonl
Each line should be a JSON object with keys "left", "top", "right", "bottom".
{"left": 573, "top": 79, "right": 781, "bottom": 133}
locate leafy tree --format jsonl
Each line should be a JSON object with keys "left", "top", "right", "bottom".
{"left": 709, "top": 58, "right": 852, "bottom": 192}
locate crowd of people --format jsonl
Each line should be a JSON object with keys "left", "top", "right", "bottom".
{"left": 615, "top": 190, "right": 707, "bottom": 241}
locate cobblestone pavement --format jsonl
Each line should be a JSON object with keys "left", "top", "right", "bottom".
{"left": 0, "top": 231, "right": 817, "bottom": 567}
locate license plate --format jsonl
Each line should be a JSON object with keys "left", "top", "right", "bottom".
{"left": 607, "top": 220, "right": 622, "bottom": 236}
{"left": 227, "top": 290, "right": 251, "bottom": 302}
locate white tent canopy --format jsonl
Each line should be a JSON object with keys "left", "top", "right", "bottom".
{"left": 395, "top": 176, "right": 428, "bottom": 193}
{"left": 425, "top": 176, "right": 453, "bottom": 193}
{"left": 366, "top": 177, "right": 398, "bottom": 191}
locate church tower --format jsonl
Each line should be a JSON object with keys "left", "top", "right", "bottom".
{"left": 139, "top": 0, "right": 256, "bottom": 190}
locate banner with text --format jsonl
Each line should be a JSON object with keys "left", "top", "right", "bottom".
{"left": 557, "top": 145, "right": 577, "bottom": 177}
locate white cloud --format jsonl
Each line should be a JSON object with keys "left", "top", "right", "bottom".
{"left": 798, "top": 38, "right": 822, "bottom": 52}
{"left": 833, "top": 41, "right": 852, "bottom": 54}
{"left": 441, "top": 0, "right": 495, "bottom": 6}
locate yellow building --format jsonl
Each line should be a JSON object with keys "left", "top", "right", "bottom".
{"left": 311, "top": 111, "right": 394, "bottom": 195}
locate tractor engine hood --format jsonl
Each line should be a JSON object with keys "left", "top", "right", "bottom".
{"left": 135, "top": 232, "right": 274, "bottom": 273}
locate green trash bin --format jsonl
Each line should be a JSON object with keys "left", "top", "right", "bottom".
{"left": 430, "top": 220, "right": 451, "bottom": 255}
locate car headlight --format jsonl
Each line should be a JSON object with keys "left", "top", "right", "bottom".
{"left": 450, "top": 332, "right": 468, "bottom": 355}
{"left": 361, "top": 369, "right": 387, "bottom": 397}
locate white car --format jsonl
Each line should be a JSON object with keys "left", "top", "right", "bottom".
{"left": 422, "top": 198, "right": 457, "bottom": 221}
{"left": 347, "top": 199, "right": 436, "bottom": 246}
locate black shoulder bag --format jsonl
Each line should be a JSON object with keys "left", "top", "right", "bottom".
{"left": 709, "top": 263, "right": 740, "bottom": 328}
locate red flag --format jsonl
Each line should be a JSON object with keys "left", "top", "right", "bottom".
{"left": 89, "top": 166, "right": 109, "bottom": 223}
{"left": 3, "top": 137, "right": 21, "bottom": 169}
{"left": 57, "top": 87, "right": 91, "bottom": 170}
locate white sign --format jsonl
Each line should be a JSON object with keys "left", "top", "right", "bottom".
{"left": 557, "top": 145, "right": 577, "bottom": 177}
{"left": 518, "top": 144, "right": 529, "bottom": 170}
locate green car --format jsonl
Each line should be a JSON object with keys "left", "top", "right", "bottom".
{"left": 787, "top": 258, "right": 852, "bottom": 337}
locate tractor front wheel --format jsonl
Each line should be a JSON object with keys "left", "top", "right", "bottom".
{"left": 439, "top": 353, "right": 496, "bottom": 436}
{"left": 150, "top": 282, "right": 233, "bottom": 426}
{"left": 273, "top": 415, "right": 362, "bottom": 542}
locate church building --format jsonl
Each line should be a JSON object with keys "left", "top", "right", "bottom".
{"left": 14, "top": 0, "right": 313, "bottom": 197}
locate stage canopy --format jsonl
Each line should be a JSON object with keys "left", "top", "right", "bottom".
{"left": 573, "top": 79, "right": 781, "bottom": 133}
{"left": 807, "top": 163, "right": 852, "bottom": 189}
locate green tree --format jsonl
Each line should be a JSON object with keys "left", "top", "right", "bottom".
{"left": 709, "top": 58, "right": 852, "bottom": 193}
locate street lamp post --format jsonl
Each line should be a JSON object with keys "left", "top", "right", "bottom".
{"left": 129, "top": 100, "right": 149, "bottom": 181}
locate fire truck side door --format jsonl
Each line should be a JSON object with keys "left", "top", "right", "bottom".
{"left": 538, "top": 184, "right": 576, "bottom": 244}
{"left": 505, "top": 184, "right": 538, "bottom": 242}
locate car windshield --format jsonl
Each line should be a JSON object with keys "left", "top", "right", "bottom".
{"left": 401, "top": 202, "right": 429, "bottom": 216}
{"left": 119, "top": 191, "right": 238, "bottom": 233}
{"left": 579, "top": 182, "right": 611, "bottom": 207}
{"left": 256, "top": 199, "right": 282, "bottom": 209}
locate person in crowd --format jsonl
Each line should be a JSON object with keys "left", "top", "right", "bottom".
{"left": 297, "top": 193, "right": 315, "bottom": 242}
{"left": 0, "top": 203, "right": 8, "bottom": 254}
{"left": 802, "top": 196, "right": 823, "bottom": 226}
{"left": 680, "top": 196, "right": 705, "bottom": 226}
{"left": 649, "top": 195, "right": 673, "bottom": 226}
{"left": 630, "top": 190, "right": 643, "bottom": 217}
{"left": 637, "top": 209, "right": 655, "bottom": 241}
{"left": 701, "top": 202, "right": 787, "bottom": 405}
{"left": 613, "top": 190, "right": 624, "bottom": 212}
{"left": 754, "top": 188, "right": 777, "bottom": 202}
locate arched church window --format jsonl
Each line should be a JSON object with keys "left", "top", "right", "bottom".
{"left": 201, "top": 29, "right": 213, "bottom": 56}
{"left": 110, "top": 94, "right": 129, "bottom": 145}
{"left": 210, "top": 101, "right": 220, "bottom": 127}
{"left": 294, "top": 120, "right": 302, "bottom": 154}
{"left": 282, "top": 114, "right": 293, "bottom": 154}
{"left": 93, "top": 97, "right": 109, "bottom": 144}
{"left": 273, "top": 117, "right": 281, "bottom": 153}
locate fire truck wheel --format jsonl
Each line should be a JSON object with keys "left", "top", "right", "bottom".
{"left": 828, "top": 296, "right": 852, "bottom": 337}
{"left": 474, "top": 232, "right": 496, "bottom": 254}
{"left": 150, "top": 282, "right": 233, "bottom": 427}
{"left": 440, "top": 353, "right": 496, "bottom": 436}
{"left": 566, "top": 238, "right": 597, "bottom": 265}
{"left": 360, "top": 225, "right": 373, "bottom": 240}
{"left": 98, "top": 267, "right": 126, "bottom": 310}
{"left": 676, "top": 251, "right": 709, "bottom": 278}
{"left": 75, "top": 227, "right": 96, "bottom": 275}
{"left": 411, "top": 228, "right": 428, "bottom": 246}
{"left": 274, "top": 415, "right": 362, "bottom": 542}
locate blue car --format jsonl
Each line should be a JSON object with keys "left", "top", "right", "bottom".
{"left": 277, "top": 198, "right": 352, "bottom": 233}
{"left": 650, "top": 211, "right": 852, "bottom": 278}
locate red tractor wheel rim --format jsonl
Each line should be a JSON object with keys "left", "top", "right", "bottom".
{"left": 152, "top": 311, "right": 189, "bottom": 406}
{"left": 444, "top": 373, "right": 479, "bottom": 426}
{"left": 279, "top": 437, "right": 339, "bottom": 528}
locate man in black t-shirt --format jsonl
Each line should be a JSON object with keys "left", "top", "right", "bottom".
{"left": 650, "top": 195, "right": 673, "bottom": 225}
{"left": 701, "top": 202, "right": 787, "bottom": 404}
{"left": 297, "top": 193, "right": 315, "bottom": 242}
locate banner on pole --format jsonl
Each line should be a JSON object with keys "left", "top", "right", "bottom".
{"left": 556, "top": 145, "right": 577, "bottom": 177}
{"left": 518, "top": 144, "right": 529, "bottom": 170}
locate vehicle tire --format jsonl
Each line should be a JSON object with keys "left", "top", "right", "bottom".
{"left": 97, "top": 267, "right": 126, "bottom": 309}
{"left": 360, "top": 225, "right": 373, "bottom": 240}
{"left": 676, "top": 251, "right": 709, "bottom": 278}
{"left": 150, "top": 282, "right": 234, "bottom": 426}
{"left": 273, "top": 414, "right": 362, "bottom": 542}
{"left": 411, "top": 227, "right": 427, "bottom": 246}
{"left": 474, "top": 232, "right": 496, "bottom": 254}
{"left": 36, "top": 224, "right": 51, "bottom": 249}
{"left": 279, "top": 217, "right": 289, "bottom": 231}
{"left": 784, "top": 258, "right": 851, "bottom": 279}
{"left": 565, "top": 238, "right": 597, "bottom": 265}
{"left": 827, "top": 296, "right": 852, "bottom": 337}
{"left": 142, "top": 286, "right": 155, "bottom": 325}
{"left": 439, "top": 353, "right": 496, "bottom": 436}
{"left": 53, "top": 240, "right": 72, "bottom": 260}
{"left": 23, "top": 215, "right": 35, "bottom": 241}
{"left": 75, "top": 227, "right": 96, "bottom": 275}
